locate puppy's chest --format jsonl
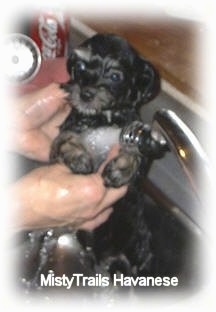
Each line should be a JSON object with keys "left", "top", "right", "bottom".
{"left": 81, "top": 126, "right": 121, "bottom": 165}
{"left": 60, "top": 109, "right": 139, "bottom": 168}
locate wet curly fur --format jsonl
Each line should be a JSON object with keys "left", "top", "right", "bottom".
{"left": 50, "top": 34, "right": 160, "bottom": 278}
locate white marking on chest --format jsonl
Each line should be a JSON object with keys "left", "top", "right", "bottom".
{"left": 80, "top": 127, "right": 121, "bottom": 161}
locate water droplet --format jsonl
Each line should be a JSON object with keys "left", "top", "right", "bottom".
{"left": 46, "top": 229, "right": 54, "bottom": 237}
{"left": 25, "top": 253, "right": 29, "bottom": 259}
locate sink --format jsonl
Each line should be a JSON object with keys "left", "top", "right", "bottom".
{"left": 14, "top": 183, "right": 202, "bottom": 300}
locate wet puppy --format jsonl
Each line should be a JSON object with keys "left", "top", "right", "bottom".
{"left": 50, "top": 34, "right": 160, "bottom": 277}
{"left": 50, "top": 33, "right": 160, "bottom": 187}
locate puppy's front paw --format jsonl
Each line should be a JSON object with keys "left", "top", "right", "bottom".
{"left": 50, "top": 131, "right": 93, "bottom": 174}
{"left": 102, "top": 152, "right": 141, "bottom": 188}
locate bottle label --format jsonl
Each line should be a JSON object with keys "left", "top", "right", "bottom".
{"left": 30, "top": 11, "right": 68, "bottom": 59}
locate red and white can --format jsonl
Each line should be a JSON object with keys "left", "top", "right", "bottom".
{"left": 29, "top": 10, "right": 69, "bottom": 59}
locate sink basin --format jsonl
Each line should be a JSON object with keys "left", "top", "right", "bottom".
{"left": 14, "top": 186, "right": 202, "bottom": 300}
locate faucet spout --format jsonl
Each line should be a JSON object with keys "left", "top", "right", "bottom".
{"left": 151, "top": 109, "right": 210, "bottom": 204}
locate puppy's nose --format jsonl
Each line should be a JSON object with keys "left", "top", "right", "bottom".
{"left": 80, "top": 88, "right": 95, "bottom": 102}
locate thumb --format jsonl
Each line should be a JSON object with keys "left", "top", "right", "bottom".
{"left": 98, "top": 144, "right": 120, "bottom": 174}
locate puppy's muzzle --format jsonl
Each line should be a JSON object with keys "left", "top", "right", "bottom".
{"left": 80, "top": 87, "right": 96, "bottom": 102}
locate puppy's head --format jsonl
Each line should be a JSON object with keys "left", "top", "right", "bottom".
{"left": 66, "top": 34, "right": 160, "bottom": 115}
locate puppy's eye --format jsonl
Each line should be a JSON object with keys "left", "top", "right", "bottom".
{"left": 110, "top": 72, "right": 122, "bottom": 82}
{"left": 75, "top": 61, "right": 86, "bottom": 72}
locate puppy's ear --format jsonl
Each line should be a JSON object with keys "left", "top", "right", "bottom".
{"left": 67, "top": 47, "right": 91, "bottom": 77}
{"left": 132, "top": 56, "right": 160, "bottom": 107}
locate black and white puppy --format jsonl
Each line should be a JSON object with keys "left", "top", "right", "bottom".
{"left": 50, "top": 34, "right": 160, "bottom": 277}
{"left": 50, "top": 33, "right": 160, "bottom": 188}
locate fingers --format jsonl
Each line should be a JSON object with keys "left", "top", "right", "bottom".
{"left": 13, "top": 162, "right": 128, "bottom": 230}
{"left": 74, "top": 171, "right": 128, "bottom": 221}
{"left": 98, "top": 144, "right": 120, "bottom": 173}
{"left": 93, "top": 184, "right": 128, "bottom": 219}
{"left": 24, "top": 83, "right": 68, "bottom": 127}
{"left": 15, "top": 129, "right": 52, "bottom": 162}
{"left": 79, "top": 207, "right": 114, "bottom": 231}
{"left": 78, "top": 181, "right": 127, "bottom": 230}
{"left": 16, "top": 83, "right": 69, "bottom": 129}
{"left": 52, "top": 166, "right": 127, "bottom": 230}
{"left": 62, "top": 158, "right": 128, "bottom": 227}
{"left": 41, "top": 103, "right": 71, "bottom": 140}
{"left": 70, "top": 167, "right": 128, "bottom": 219}
{"left": 97, "top": 144, "right": 128, "bottom": 213}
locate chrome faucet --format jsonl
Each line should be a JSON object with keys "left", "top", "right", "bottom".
{"left": 150, "top": 109, "right": 210, "bottom": 205}
{"left": 120, "top": 108, "right": 210, "bottom": 205}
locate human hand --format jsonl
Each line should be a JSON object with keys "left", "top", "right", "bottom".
{"left": 9, "top": 58, "right": 71, "bottom": 161}
{"left": 10, "top": 83, "right": 71, "bottom": 161}
{"left": 12, "top": 146, "right": 128, "bottom": 231}
{"left": 9, "top": 58, "right": 128, "bottom": 231}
